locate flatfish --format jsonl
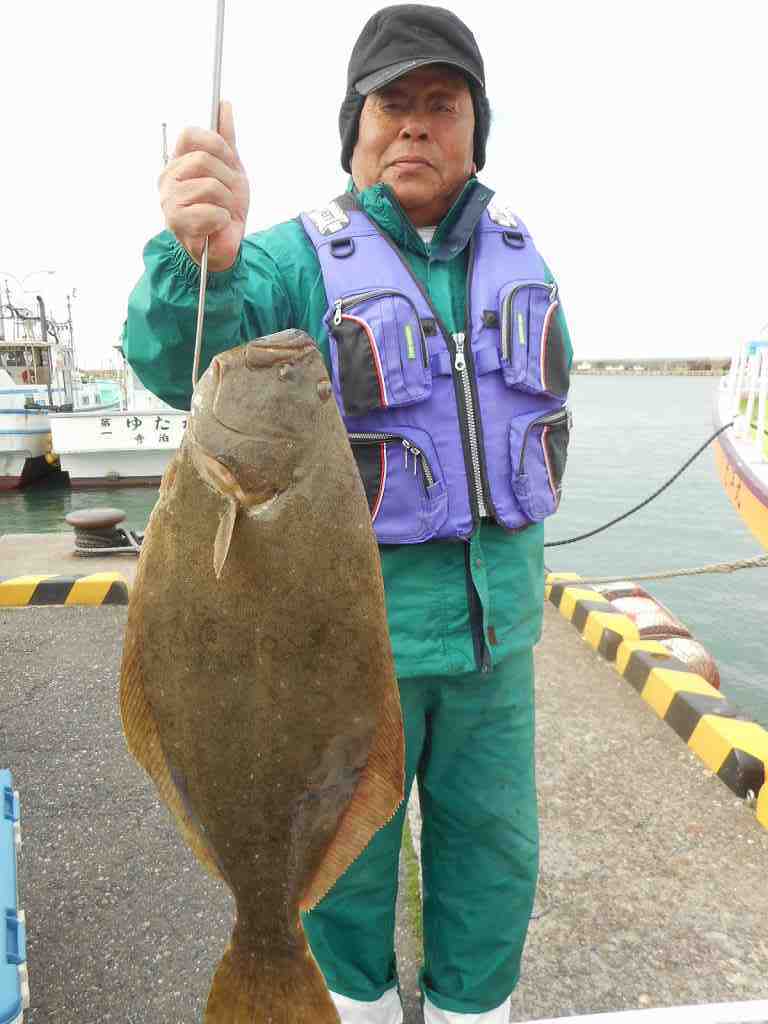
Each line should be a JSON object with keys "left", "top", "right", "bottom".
{"left": 119, "top": 330, "right": 404, "bottom": 1022}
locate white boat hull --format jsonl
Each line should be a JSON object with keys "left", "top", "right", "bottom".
{"left": 0, "top": 384, "right": 56, "bottom": 489}
{"left": 49, "top": 408, "right": 186, "bottom": 486}
{"left": 56, "top": 449, "right": 176, "bottom": 487}
{"left": 0, "top": 450, "right": 31, "bottom": 489}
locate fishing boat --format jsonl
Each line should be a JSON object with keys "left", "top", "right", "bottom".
{"left": 48, "top": 357, "right": 185, "bottom": 488}
{"left": 0, "top": 369, "right": 57, "bottom": 490}
{"left": 0, "top": 292, "right": 73, "bottom": 490}
{"left": 712, "top": 336, "right": 768, "bottom": 549}
{"left": 0, "top": 293, "right": 120, "bottom": 490}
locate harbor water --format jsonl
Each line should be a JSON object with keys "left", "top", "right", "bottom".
{"left": 1, "top": 375, "right": 766, "bottom": 724}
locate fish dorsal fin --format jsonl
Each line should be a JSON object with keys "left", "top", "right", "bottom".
{"left": 299, "top": 677, "right": 404, "bottom": 911}
{"left": 214, "top": 499, "right": 239, "bottom": 580}
{"left": 119, "top": 577, "right": 224, "bottom": 882}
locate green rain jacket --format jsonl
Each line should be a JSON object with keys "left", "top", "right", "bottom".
{"left": 122, "top": 177, "right": 572, "bottom": 680}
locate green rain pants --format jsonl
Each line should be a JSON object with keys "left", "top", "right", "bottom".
{"left": 302, "top": 648, "right": 539, "bottom": 1015}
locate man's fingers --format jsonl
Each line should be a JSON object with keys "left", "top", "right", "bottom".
{"left": 169, "top": 203, "right": 232, "bottom": 240}
{"left": 173, "top": 177, "right": 237, "bottom": 215}
{"left": 168, "top": 150, "right": 238, "bottom": 190}
{"left": 172, "top": 125, "right": 237, "bottom": 169}
{"left": 161, "top": 103, "right": 247, "bottom": 270}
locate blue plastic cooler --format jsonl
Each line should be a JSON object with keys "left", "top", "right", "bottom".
{"left": 0, "top": 771, "right": 27, "bottom": 1023}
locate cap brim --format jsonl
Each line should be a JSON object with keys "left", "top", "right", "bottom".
{"left": 355, "top": 58, "right": 484, "bottom": 96}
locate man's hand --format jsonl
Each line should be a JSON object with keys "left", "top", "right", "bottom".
{"left": 159, "top": 101, "right": 249, "bottom": 272}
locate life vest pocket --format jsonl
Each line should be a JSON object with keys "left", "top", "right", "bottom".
{"left": 509, "top": 406, "right": 571, "bottom": 522}
{"left": 498, "top": 281, "right": 569, "bottom": 399}
{"left": 328, "top": 290, "right": 432, "bottom": 416}
{"left": 349, "top": 426, "right": 448, "bottom": 544}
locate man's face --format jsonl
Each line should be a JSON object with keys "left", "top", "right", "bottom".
{"left": 350, "top": 65, "right": 476, "bottom": 227}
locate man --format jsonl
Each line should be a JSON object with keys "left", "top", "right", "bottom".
{"left": 123, "top": 6, "right": 573, "bottom": 1022}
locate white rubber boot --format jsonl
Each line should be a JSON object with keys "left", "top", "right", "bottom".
{"left": 330, "top": 986, "right": 404, "bottom": 1024}
{"left": 424, "top": 995, "right": 511, "bottom": 1023}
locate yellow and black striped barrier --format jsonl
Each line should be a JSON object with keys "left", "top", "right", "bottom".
{"left": 0, "top": 574, "right": 129, "bottom": 608}
{"left": 546, "top": 572, "right": 768, "bottom": 824}
{"left": 758, "top": 783, "right": 768, "bottom": 830}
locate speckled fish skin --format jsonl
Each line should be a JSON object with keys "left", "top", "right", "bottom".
{"left": 119, "top": 330, "right": 404, "bottom": 1023}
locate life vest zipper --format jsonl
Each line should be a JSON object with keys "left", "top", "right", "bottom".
{"left": 349, "top": 432, "right": 435, "bottom": 487}
{"left": 460, "top": 235, "right": 491, "bottom": 521}
{"left": 517, "top": 407, "right": 571, "bottom": 475}
{"left": 333, "top": 291, "right": 430, "bottom": 367}
{"left": 452, "top": 332, "right": 487, "bottom": 517}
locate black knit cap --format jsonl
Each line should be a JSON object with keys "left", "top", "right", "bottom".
{"left": 339, "top": 4, "right": 491, "bottom": 173}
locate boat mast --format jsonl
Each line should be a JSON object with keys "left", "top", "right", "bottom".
{"left": 66, "top": 291, "right": 77, "bottom": 378}
{"left": 36, "top": 296, "right": 53, "bottom": 407}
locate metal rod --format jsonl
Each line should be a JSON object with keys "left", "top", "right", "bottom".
{"left": 192, "top": 0, "right": 226, "bottom": 391}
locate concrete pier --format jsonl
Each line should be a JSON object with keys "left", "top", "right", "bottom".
{"left": 0, "top": 532, "right": 139, "bottom": 587}
{"left": 1, "top": 596, "right": 766, "bottom": 1021}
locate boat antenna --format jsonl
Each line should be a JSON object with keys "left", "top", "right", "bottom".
{"left": 192, "top": 0, "right": 226, "bottom": 392}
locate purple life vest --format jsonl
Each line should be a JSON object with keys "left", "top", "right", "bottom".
{"left": 300, "top": 194, "right": 571, "bottom": 543}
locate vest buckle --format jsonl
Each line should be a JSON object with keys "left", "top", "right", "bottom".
{"left": 330, "top": 237, "right": 356, "bottom": 259}
{"left": 502, "top": 230, "right": 525, "bottom": 249}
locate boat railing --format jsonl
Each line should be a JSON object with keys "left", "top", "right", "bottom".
{"left": 727, "top": 342, "right": 768, "bottom": 463}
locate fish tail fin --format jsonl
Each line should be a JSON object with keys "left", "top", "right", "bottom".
{"left": 205, "top": 932, "right": 339, "bottom": 1023}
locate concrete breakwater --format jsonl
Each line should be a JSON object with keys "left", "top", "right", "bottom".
{"left": 545, "top": 574, "right": 768, "bottom": 822}
{"left": 572, "top": 359, "right": 729, "bottom": 376}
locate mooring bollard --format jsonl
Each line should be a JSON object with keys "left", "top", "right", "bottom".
{"left": 65, "top": 508, "right": 143, "bottom": 556}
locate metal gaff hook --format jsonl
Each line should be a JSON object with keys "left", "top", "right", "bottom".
{"left": 192, "top": 0, "right": 227, "bottom": 391}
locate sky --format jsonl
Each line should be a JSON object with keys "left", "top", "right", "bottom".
{"left": 1, "top": 0, "right": 766, "bottom": 368}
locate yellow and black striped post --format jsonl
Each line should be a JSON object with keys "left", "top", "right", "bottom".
{"left": 546, "top": 572, "right": 768, "bottom": 815}
{"left": 0, "top": 574, "right": 129, "bottom": 608}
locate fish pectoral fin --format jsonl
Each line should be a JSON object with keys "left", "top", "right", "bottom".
{"left": 299, "top": 676, "right": 405, "bottom": 912}
{"left": 119, "top": 594, "right": 224, "bottom": 884}
{"left": 214, "top": 499, "right": 239, "bottom": 580}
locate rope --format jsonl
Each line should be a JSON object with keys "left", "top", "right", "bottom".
{"left": 72, "top": 526, "right": 143, "bottom": 556}
{"left": 553, "top": 553, "right": 768, "bottom": 587}
{"left": 544, "top": 420, "right": 735, "bottom": 548}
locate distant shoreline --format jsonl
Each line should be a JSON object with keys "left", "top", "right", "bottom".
{"left": 572, "top": 357, "right": 729, "bottom": 377}
{"left": 572, "top": 368, "right": 726, "bottom": 376}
